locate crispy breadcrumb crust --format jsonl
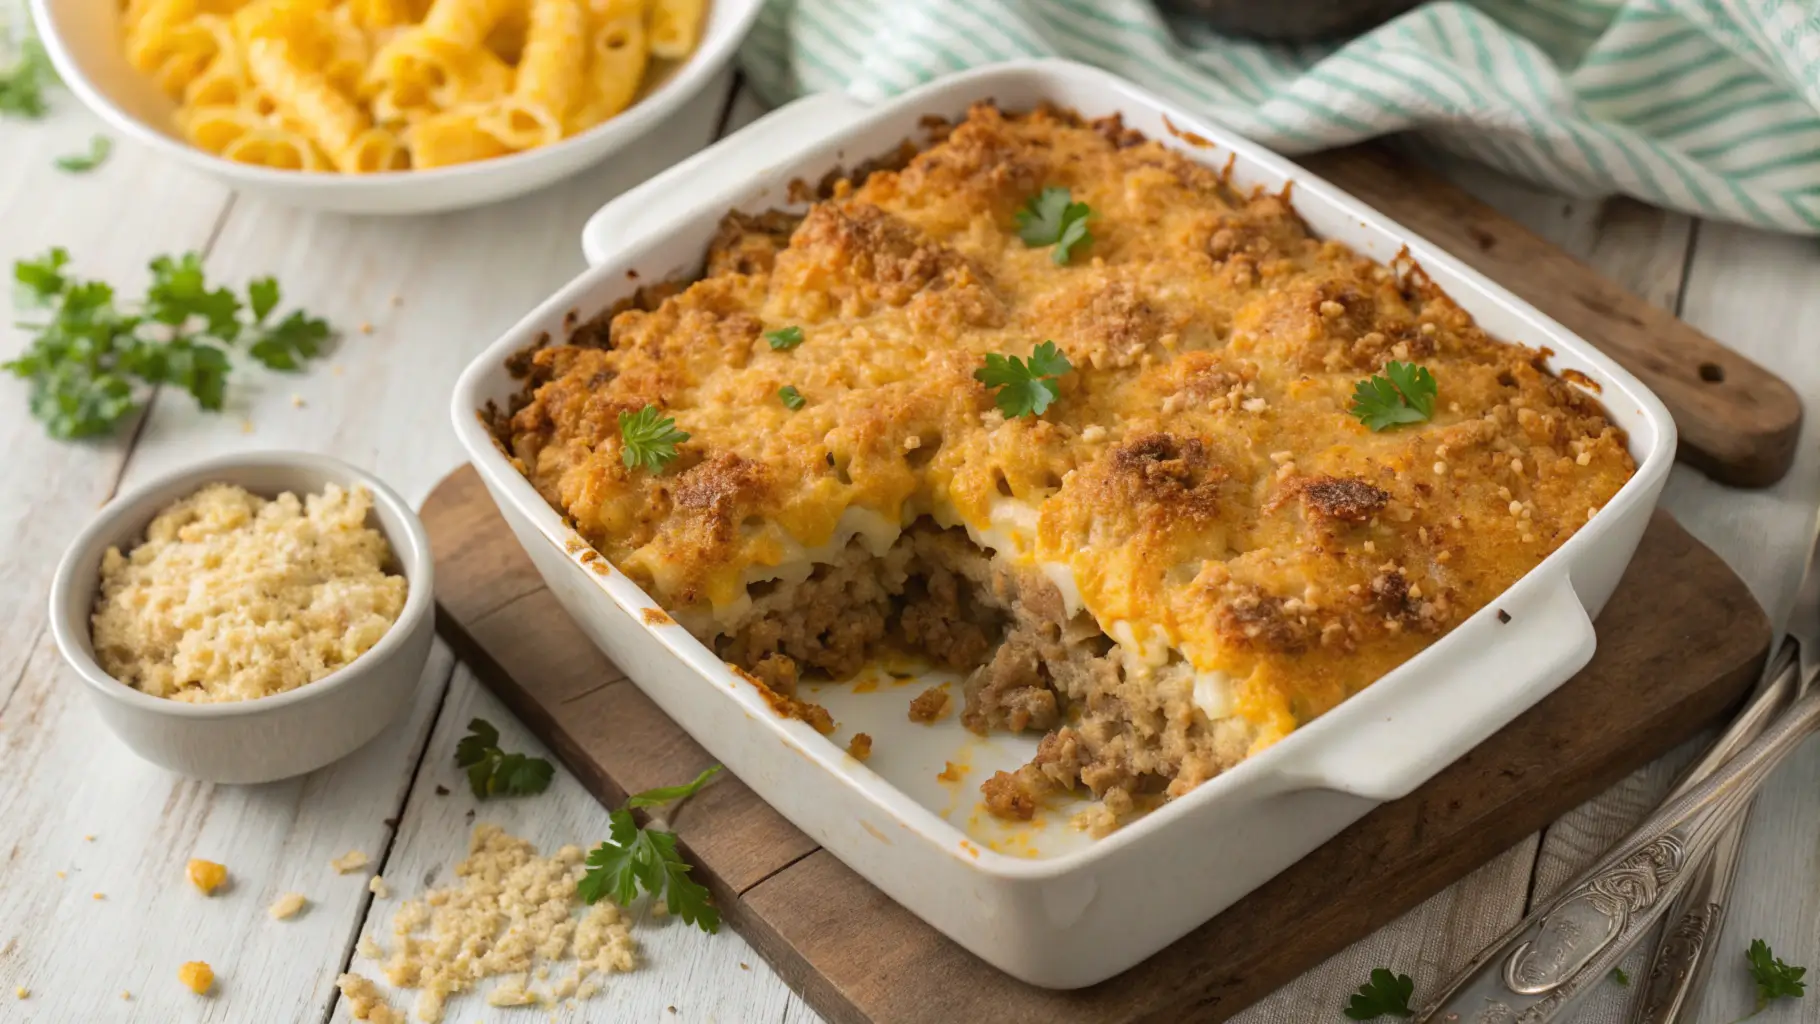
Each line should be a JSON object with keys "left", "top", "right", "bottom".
{"left": 503, "top": 102, "right": 1635, "bottom": 793}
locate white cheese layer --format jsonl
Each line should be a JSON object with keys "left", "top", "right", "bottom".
{"left": 711, "top": 506, "right": 905, "bottom": 629}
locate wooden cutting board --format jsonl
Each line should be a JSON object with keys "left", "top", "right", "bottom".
{"left": 423, "top": 466, "right": 1769, "bottom": 1024}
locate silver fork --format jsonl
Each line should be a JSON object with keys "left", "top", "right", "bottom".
{"left": 1625, "top": 666, "right": 1797, "bottom": 1023}
{"left": 1415, "top": 507, "right": 1820, "bottom": 1024}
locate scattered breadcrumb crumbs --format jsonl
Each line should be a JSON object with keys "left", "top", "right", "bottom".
{"left": 269, "top": 892, "right": 308, "bottom": 920}
{"left": 907, "top": 686, "right": 952, "bottom": 723}
{"left": 359, "top": 322, "right": 374, "bottom": 334}
{"left": 177, "top": 961, "right": 213, "bottom": 995}
{"left": 240, "top": 419, "right": 254, "bottom": 434}
{"left": 92, "top": 484, "right": 406, "bottom": 703}
{"left": 92, "top": 892, "right": 105, "bottom": 900}
{"left": 357, "top": 932, "right": 384, "bottom": 960}
{"left": 332, "top": 849, "right": 371, "bottom": 874}
{"left": 368, "top": 874, "right": 390, "bottom": 899}
{"left": 84, "top": 835, "right": 95, "bottom": 842}
{"left": 339, "top": 972, "right": 405, "bottom": 1024}
{"left": 55, "top": 870, "right": 64, "bottom": 879}
{"left": 291, "top": 394, "right": 306, "bottom": 408}
{"left": 378, "top": 824, "right": 638, "bottom": 1022}
{"left": 485, "top": 974, "right": 534, "bottom": 1007}
{"left": 846, "top": 733, "right": 873, "bottom": 761}
{"left": 739, "top": 962, "right": 750, "bottom": 971}
{"left": 14, "top": 987, "right": 26, "bottom": 999}
{"left": 122, "top": 991, "right": 130, "bottom": 1000}
{"left": 187, "top": 858, "right": 228, "bottom": 895}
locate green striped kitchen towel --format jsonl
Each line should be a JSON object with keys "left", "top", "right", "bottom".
{"left": 738, "top": 0, "right": 1820, "bottom": 234}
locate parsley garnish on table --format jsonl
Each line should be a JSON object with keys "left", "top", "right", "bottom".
{"left": 975, "top": 341, "right": 1072, "bottom": 418}
{"left": 1744, "top": 938, "right": 1806, "bottom": 1015}
{"left": 1349, "top": 360, "right": 1437, "bottom": 431}
{"left": 617, "top": 404, "right": 689, "bottom": 473}
{"left": 454, "top": 718, "right": 554, "bottom": 799}
{"left": 1344, "top": 968, "right": 1414, "bottom": 1019}
{"left": 55, "top": 135, "right": 111, "bottom": 173}
{"left": 3, "top": 248, "right": 332, "bottom": 439}
{"left": 579, "top": 766, "right": 723, "bottom": 933}
{"left": 0, "top": 35, "right": 58, "bottom": 118}
{"left": 1016, "top": 187, "right": 1092, "bottom": 264}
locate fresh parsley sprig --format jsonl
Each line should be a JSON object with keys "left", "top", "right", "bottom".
{"left": 624, "top": 765, "right": 721, "bottom": 808}
{"left": 764, "top": 325, "right": 804, "bottom": 350}
{"left": 1344, "top": 968, "right": 1414, "bottom": 1020}
{"left": 777, "top": 385, "right": 805, "bottom": 410}
{"left": 55, "top": 135, "right": 110, "bottom": 173}
{"left": 454, "top": 718, "right": 555, "bottom": 799}
{"left": 0, "top": 34, "right": 58, "bottom": 119}
{"left": 975, "top": 341, "right": 1072, "bottom": 419}
{"left": 1016, "top": 187, "right": 1091, "bottom": 265}
{"left": 3, "top": 248, "right": 333, "bottom": 439}
{"left": 1349, "top": 360, "right": 1437, "bottom": 432}
{"left": 578, "top": 766, "right": 723, "bottom": 933}
{"left": 617, "top": 404, "right": 689, "bottom": 473}
{"left": 1745, "top": 938, "right": 1806, "bottom": 1015}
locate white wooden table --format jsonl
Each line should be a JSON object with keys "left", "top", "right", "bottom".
{"left": 2, "top": 70, "right": 1816, "bottom": 1024}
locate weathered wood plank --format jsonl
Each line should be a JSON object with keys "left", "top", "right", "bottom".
{"left": 1661, "top": 220, "right": 1820, "bottom": 1024}
{"left": 329, "top": 664, "right": 801, "bottom": 1024}
{"left": 0, "top": 112, "right": 232, "bottom": 710}
{"left": 0, "top": 631, "right": 454, "bottom": 1020}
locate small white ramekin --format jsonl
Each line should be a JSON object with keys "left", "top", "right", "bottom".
{"left": 48, "top": 452, "right": 436, "bottom": 783}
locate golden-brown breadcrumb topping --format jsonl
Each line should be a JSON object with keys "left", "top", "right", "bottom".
{"left": 503, "top": 103, "right": 1634, "bottom": 751}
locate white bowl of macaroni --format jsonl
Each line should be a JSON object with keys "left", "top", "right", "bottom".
{"left": 47, "top": 452, "right": 437, "bottom": 783}
{"left": 30, "top": 0, "right": 762, "bottom": 213}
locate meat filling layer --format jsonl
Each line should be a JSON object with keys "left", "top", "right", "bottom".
{"left": 710, "top": 522, "right": 1257, "bottom": 826}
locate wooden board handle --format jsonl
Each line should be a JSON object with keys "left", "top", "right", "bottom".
{"left": 1306, "top": 146, "right": 1803, "bottom": 489}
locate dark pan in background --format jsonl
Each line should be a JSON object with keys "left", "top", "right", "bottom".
{"left": 1159, "top": 0, "right": 1424, "bottom": 41}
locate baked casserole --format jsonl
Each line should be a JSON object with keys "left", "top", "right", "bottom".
{"left": 497, "top": 103, "right": 1635, "bottom": 828}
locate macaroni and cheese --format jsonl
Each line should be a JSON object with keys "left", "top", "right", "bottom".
{"left": 120, "top": 0, "right": 704, "bottom": 172}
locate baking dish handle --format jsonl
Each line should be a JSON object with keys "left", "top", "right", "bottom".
{"left": 581, "top": 90, "right": 875, "bottom": 266}
{"left": 1276, "top": 570, "right": 1597, "bottom": 803}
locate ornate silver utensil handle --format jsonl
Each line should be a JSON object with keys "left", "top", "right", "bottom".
{"left": 1415, "top": 650, "right": 1820, "bottom": 1024}
{"left": 1627, "top": 643, "right": 1801, "bottom": 1024}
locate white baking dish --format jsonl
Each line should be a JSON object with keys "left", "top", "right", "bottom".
{"left": 451, "top": 60, "right": 1676, "bottom": 989}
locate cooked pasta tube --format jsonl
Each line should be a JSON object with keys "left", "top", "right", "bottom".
{"left": 245, "top": 36, "right": 374, "bottom": 172}
{"left": 221, "top": 126, "right": 330, "bottom": 170}
{"left": 564, "top": 6, "right": 643, "bottom": 134}
{"left": 645, "top": 0, "right": 700, "bottom": 59}
{"left": 478, "top": 0, "right": 584, "bottom": 148}
{"left": 407, "top": 108, "right": 509, "bottom": 166}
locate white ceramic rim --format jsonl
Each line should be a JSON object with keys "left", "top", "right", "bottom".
{"left": 47, "top": 450, "right": 436, "bottom": 720}
{"left": 453, "top": 59, "right": 1678, "bottom": 880}
{"left": 27, "top": 0, "right": 763, "bottom": 190}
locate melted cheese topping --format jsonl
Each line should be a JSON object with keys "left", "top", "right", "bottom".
{"left": 505, "top": 103, "right": 1635, "bottom": 743}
